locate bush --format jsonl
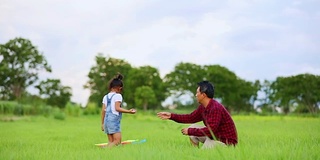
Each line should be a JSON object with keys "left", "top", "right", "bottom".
{"left": 53, "top": 108, "right": 65, "bottom": 120}
{"left": 42, "top": 105, "right": 52, "bottom": 117}
{"left": 0, "top": 101, "right": 19, "bottom": 115}
{"left": 294, "top": 105, "right": 310, "bottom": 113}
{"left": 13, "top": 104, "right": 23, "bottom": 115}
{"left": 0, "top": 101, "right": 48, "bottom": 116}
{"left": 65, "top": 102, "right": 82, "bottom": 117}
{"left": 83, "top": 102, "right": 99, "bottom": 115}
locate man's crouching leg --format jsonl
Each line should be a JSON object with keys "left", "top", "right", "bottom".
{"left": 201, "top": 137, "right": 227, "bottom": 149}
{"left": 188, "top": 124, "right": 227, "bottom": 149}
{"left": 188, "top": 124, "right": 206, "bottom": 148}
{"left": 189, "top": 136, "right": 206, "bottom": 148}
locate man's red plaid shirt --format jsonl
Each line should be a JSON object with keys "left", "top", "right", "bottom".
{"left": 170, "top": 99, "right": 238, "bottom": 146}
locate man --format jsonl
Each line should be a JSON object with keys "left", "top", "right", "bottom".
{"left": 157, "top": 81, "right": 238, "bottom": 149}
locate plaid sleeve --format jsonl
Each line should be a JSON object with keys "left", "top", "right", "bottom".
{"left": 188, "top": 106, "right": 222, "bottom": 138}
{"left": 170, "top": 106, "right": 203, "bottom": 124}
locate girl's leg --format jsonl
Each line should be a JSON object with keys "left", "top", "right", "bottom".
{"left": 113, "top": 132, "right": 122, "bottom": 145}
{"left": 107, "top": 132, "right": 122, "bottom": 147}
{"left": 107, "top": 134, "right": 114, "bottom": 143}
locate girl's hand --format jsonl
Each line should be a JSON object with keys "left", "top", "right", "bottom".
{"left": 101, "top": 124, "right": 104, "bottom": 131}
{"left": 129, "top": 109, "right": 136, "bottom": 114}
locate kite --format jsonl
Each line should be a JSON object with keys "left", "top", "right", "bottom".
{"left": 95, "top": 139, "right": 146, "bottom": 148}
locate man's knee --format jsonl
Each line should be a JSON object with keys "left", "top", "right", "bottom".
{"left": 189, "top": 136, "right": 199, "bottom": 144}
{"left": 201, "top": 138, "right": 226, "bottom": 149}
{"left": 188, "top": 123, "right": 202, "bottom": 129}
{"left": 188, "top": 124, "right": 207, "bottom": 145}
{"left": 190, "top": 135, "right": 206, "bottom": 144}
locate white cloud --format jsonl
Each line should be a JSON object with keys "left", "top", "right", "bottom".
{"left": 1, "top": 0, "right": 320, "bottom": 105}
{"left": 273, "top": 62, "right": 320, "bottom": 78}
{"left": 283, "top": 7, "right": 307, "bottom": 17}
{"left": 98, "top": 13, "right": 232, "bottom": 75}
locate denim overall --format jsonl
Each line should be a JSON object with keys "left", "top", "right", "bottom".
{"left": 104, "top": 94, "right": 122, "bottom": 134}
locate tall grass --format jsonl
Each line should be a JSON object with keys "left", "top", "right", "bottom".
{"left": 0, "top": 113, "right": 319, "bottom": 160}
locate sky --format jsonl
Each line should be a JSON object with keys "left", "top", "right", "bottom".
{"left": 1, "top": 0, "right": 319, "bottom": 105}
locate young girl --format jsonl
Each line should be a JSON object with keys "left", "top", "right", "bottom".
{"left": 101, "top": 73, "right": 136, "bottom": 147}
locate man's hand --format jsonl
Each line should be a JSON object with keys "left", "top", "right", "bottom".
{"left": 181, "top": 128, "right": 188, "bottom": 135}
{"left": 157, "top": 112, "right": 171, "bottom": 120}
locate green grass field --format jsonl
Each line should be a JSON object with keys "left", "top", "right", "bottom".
{"left": 1, "top": 112, "right": 320, "bottom": 160}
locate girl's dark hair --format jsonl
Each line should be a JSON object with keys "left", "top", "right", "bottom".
{"left": 108, "top": 73, "right": 124, "bottom": 90}
{"left": 197, "top": 81, "right": 214, "bottom": 98}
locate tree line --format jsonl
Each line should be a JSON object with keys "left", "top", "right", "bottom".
{"left": 1, "top": 37, "right": 319, "bottom": 115}
{"left": 0, "top": 37, "right": 72, "bottom": 109}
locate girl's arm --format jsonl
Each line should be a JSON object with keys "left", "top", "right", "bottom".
{"left": 101, "top": 103, "right": 106, "bottom": 130}
{"left": 115, "top": 101, "right": 135, "bottom": 114}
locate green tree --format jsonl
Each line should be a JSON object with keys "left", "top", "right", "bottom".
{"left": 258, "top": 80, "right": 277, "bottom": 113}
{"left": 0, "top": 37, "right": 52, "bottom": 100}
{"left": 270, "top": 73, "right": 320, "bottom": 114}
{"left": 134, "top": 86, "right": 157, "bottom": 111}
{"left": 233, "top": 79, "right": 260, "bottom": 112}
{"left": 163, "top": 62, "right": 205, "bottom": 109}
{"left": 164, "top": 63, "right": 259, "bottom": 112}
{"left": 125, "top": 66, "right": 165, "bottom": 109}
{"left": 35, "top": 79, "right": 72, "bottom": 109}
{"left": 204, "top": 65, "right": 259, "bottom": 112}
{"left": 84, "top": 54, "right": 132, "bottom": 107}
{"left": 203, "top": 65, "right": 238, "bottom": 101}
{"left": 164, "top": 62, "right": 204, "bottom": 95}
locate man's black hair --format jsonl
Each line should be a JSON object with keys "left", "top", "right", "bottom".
{"left": 197, "top": 81, "right": 214, "bottom": 98}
